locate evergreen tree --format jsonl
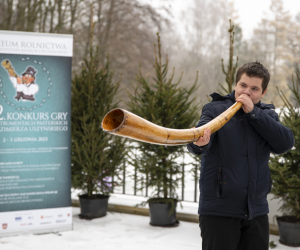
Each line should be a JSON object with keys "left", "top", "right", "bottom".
{"left": 219, "top": 19, "right": 239, "bottom": 95}
{"left": 71, "top": 47, "right": 126, "bottom": 197}
{"left": 269, "top": 69, "right": 300, "bottom": 220}
{"left": 127, "top": 33, "right": 200, "bottom": 202}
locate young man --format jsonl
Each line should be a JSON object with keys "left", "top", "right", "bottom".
{"left": 187, "top": 62, "right": 294, "bottom": 250}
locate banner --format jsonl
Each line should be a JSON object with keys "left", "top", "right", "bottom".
{"left": 0, "top": 31, "right": 72, "bottom": 236}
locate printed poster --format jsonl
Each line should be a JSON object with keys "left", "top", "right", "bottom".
{"left": 0, "top": 31, "right": 73, "bottom": 236}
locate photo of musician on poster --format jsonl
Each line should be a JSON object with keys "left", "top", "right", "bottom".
{"left": 2, "top": 60, "right": 39, "bottom": 101}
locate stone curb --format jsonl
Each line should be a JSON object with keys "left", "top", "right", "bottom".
{"left": 72, "top": 199, "right": 279, "bottom": 235}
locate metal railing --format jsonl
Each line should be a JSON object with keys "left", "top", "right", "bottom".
{"left": 111, "top": 153, "right": 200, "bottom": 203}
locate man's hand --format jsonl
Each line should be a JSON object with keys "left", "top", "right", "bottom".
{"left": 236, "top": 94, "right": 254, "bottom": 113}
{"left": 193, "top": 128, "right": 211, "bottom": 147}
{"left": 17, "top": 77, "right": 22, "bottom": 84}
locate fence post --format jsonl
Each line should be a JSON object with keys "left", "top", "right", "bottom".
{"left": 182, "top": 154, "right": 185, "bottom": 201}
{"left": 101, "top": 173, "right": 103, "bottom": 193}
{"left": 146, "top": 172, "right": 148, "bottom": 197}
{"left": 134, "top": 164, "right": 137, "bottom": 195}
{"left": 122, "top": 160, "right": 126, "bottom": 194}
{"left": 111, "top": 171, "right": 114, "bottom": 193}
{"left": 170, "top": 164, "right": 172, "bottom": 198}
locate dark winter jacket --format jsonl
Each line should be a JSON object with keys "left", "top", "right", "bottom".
{"left": 187, "top": 91, "right": 294, "bottom": 220}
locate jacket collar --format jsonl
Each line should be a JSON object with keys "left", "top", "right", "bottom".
{"left": 210, "top": 91, "right": 275, "bottom": 110}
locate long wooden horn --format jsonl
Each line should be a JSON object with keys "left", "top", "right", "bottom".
{"left": 101, "top": 102, "right": 243, "bottom": 145}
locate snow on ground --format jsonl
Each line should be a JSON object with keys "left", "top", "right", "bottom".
{"left": 0, "top": 207, "right": 299, "bottom": 250}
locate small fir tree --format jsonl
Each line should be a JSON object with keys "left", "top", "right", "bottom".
{"left": 127, "top": 33, "right": 200, "bottom": 204}
{"left": 71, "top": 48, "right": 126, "bottom": 197}
{"left": 269, "top": 69, "right": 300, "bottom": 221}
{"left": 219, "top": 19, "right": 239, "bottom": 95}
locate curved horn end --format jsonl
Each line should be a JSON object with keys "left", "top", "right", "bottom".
{"left": 102, "top": 109, "right": 125, "bottom": 133}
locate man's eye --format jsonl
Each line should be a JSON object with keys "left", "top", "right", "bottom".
{"left": 253, "top": 88, "right": 258, "bottom": 91}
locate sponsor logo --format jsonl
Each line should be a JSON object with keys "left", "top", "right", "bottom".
{"left": 56, "top": 220, "right": 66, "bottom": 223}
{"left": 2, "top": 223, "right": 7, "bottom": 229}
{"left": 40, "top": 222, "right": 51, "bottom": 225}
{"left": 41, "top": 215, "right": 53, "bottom": 219}
{"left": 28, "top": 223, "right": 33, "bottom": 226}
{"left": 56, "top": 220, "right": 67, "bottom": 223}
{"left": 21, "top": 223, "right": 27, "bottom": 226}
{"left": 15, "top": 217, "right": 22, "bottom": 221}
{"left": 58, "top": 214, "right": 63, "bottom": 217}
{"left": 67, "top": 213, "right": 70, "bottom": 217}
{"left": 28, "top": 216, "right": 34, "bottom": 220}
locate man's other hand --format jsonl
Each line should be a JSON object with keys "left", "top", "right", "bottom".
{"left": 193, "top": 128, "right": 211, "bottom": 147}
{"left": 236, "top": 94, "right": 254, "bottom": 113}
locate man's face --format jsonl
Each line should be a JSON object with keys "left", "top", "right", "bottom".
{"left": 22, "top": 74, "right": 35, "bottom": 85}
{"left": 234, "top": 73, "right": 267, "bottom": 104}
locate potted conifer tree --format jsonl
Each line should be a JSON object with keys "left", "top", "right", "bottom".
{"left": 269, "top": 69, "right": 300, "bottom": 247}
{"left": 127, "top": 33, "right": 200, "bottom": 226}
{"left": 71, "top": 46, "right": 127, "bottom": 219}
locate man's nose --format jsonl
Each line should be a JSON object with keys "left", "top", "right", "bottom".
{"left": 243, "top": 89, "right": 251, "bottom": 96}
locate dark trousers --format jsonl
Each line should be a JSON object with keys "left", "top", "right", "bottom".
{"left": 199, "top": 214, "right": 269, "bottom": 250}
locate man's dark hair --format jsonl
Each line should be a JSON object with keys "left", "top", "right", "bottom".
{"left": 235, "top": 62, "right": 270, "bottom": 92}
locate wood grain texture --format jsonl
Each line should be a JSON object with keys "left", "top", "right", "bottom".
{"left": 101, "top": 102, "right": 243, "bottom": 145}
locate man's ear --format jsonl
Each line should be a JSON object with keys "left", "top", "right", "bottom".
{"left": 261, "top": 88, "right": 267, "bottom": 99}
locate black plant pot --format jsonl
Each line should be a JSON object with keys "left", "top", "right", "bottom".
{"left": 79, "top": 194, "right": 109, "bottom": 219}
{"left": 149, "top": 198, "right": 178, "bottom": 227}
{"left": 277, "top": 216, "right": 300, "bottom": 247}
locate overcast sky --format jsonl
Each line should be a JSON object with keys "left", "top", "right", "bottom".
{"left": 233, "top": 0, "right": 299, "bottom": 39}
{"left": 151, "top": 0, "right": 300, "bottom": 40}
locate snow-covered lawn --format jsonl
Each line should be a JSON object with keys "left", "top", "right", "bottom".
{"left": 0, "top": 207, "right": 299, "bottom": 250}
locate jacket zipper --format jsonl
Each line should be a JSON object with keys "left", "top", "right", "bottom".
{"left": 217, "top": 167, "right": 222, "bottom": 197}
{"left": 240, "top": 119, "right": 246, "bottom": 144}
